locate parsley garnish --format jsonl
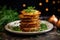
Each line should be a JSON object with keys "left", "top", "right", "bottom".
{"left": 24, "top": 6, "right": 36, "bottom": 13}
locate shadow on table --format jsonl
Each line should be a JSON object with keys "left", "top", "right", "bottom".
{"left": 4, "top": 29, "right": 54, "bottom": 38}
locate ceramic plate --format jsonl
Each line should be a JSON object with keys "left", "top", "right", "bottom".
{"left": 5, "top": 20, "right": 53, "bottom": 35}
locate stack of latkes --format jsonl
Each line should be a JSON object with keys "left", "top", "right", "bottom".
{"left": 19, "top": 7, "right": 41, "bottom": 32}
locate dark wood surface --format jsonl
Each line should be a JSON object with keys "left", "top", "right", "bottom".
{"left": 0, "top": 27, "right": 60, "bottom": 40}
{"left": 0, "top": 17, "right": 60, "bottom": 40}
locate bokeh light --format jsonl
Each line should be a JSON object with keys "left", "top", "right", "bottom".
{"left": 52, "top": 1, "right": 56, "bottom": 4}
{"left": 58, "top": 9, "right": 60, "bottom": 12}
{"left": 39, "top": 2, "right": 42, "bottom": 6}
{"left": 45, "top": 8, "right": 49, "bottom": 11}
{"left": 22, "top": 4, "right": 26, "bottom": 7}
{"left": 45, "top": 0, "right": 49, "bottom": 3}
{"left": 57, "top": 1, "right": 60, "bottom": 3}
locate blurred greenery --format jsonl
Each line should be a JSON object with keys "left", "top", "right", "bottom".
{"left": 0, "top": 6, "right": 19, "bottom": 32}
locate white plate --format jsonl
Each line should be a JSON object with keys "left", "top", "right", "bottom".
{"left": 5, "top": 20, "right": 53, "bottom": 35}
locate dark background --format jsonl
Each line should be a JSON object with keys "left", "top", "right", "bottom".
{"left": 0, "top": 0, "right": 60, "bottom": 17}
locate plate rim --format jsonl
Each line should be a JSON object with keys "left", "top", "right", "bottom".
{"left": 5, "top": 20, "right": 54, "bottom": 34}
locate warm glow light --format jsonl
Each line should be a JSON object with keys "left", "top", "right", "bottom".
{"left": 46, "top": 0, "right": 49, "bottom": 3}
{"left": 22, "top": 4, "right": 26, "bottom": 7}
{"left": 52, "top": 1, "right": 56, "bottom": 4}
{"left": 58, "top": 9, "right": 60, "bottom": 12}
{"left": 39, "top": 3, "right": 42, "bottom": 6}
{"left": 45, "top": 8, "right": 49, "bottom": 11}
{"left": 57, "top": 1, "right": 60, "bottom": 3}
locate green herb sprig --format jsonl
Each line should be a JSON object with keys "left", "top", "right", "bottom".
{"left": 24, "top": 6, "right": 36, "bottom": 13}
{"left": 40, "top": 23, "right": 48, "bottom": 31}
{"left": 12, "top": 26, "right": 21, "bottom": 31}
